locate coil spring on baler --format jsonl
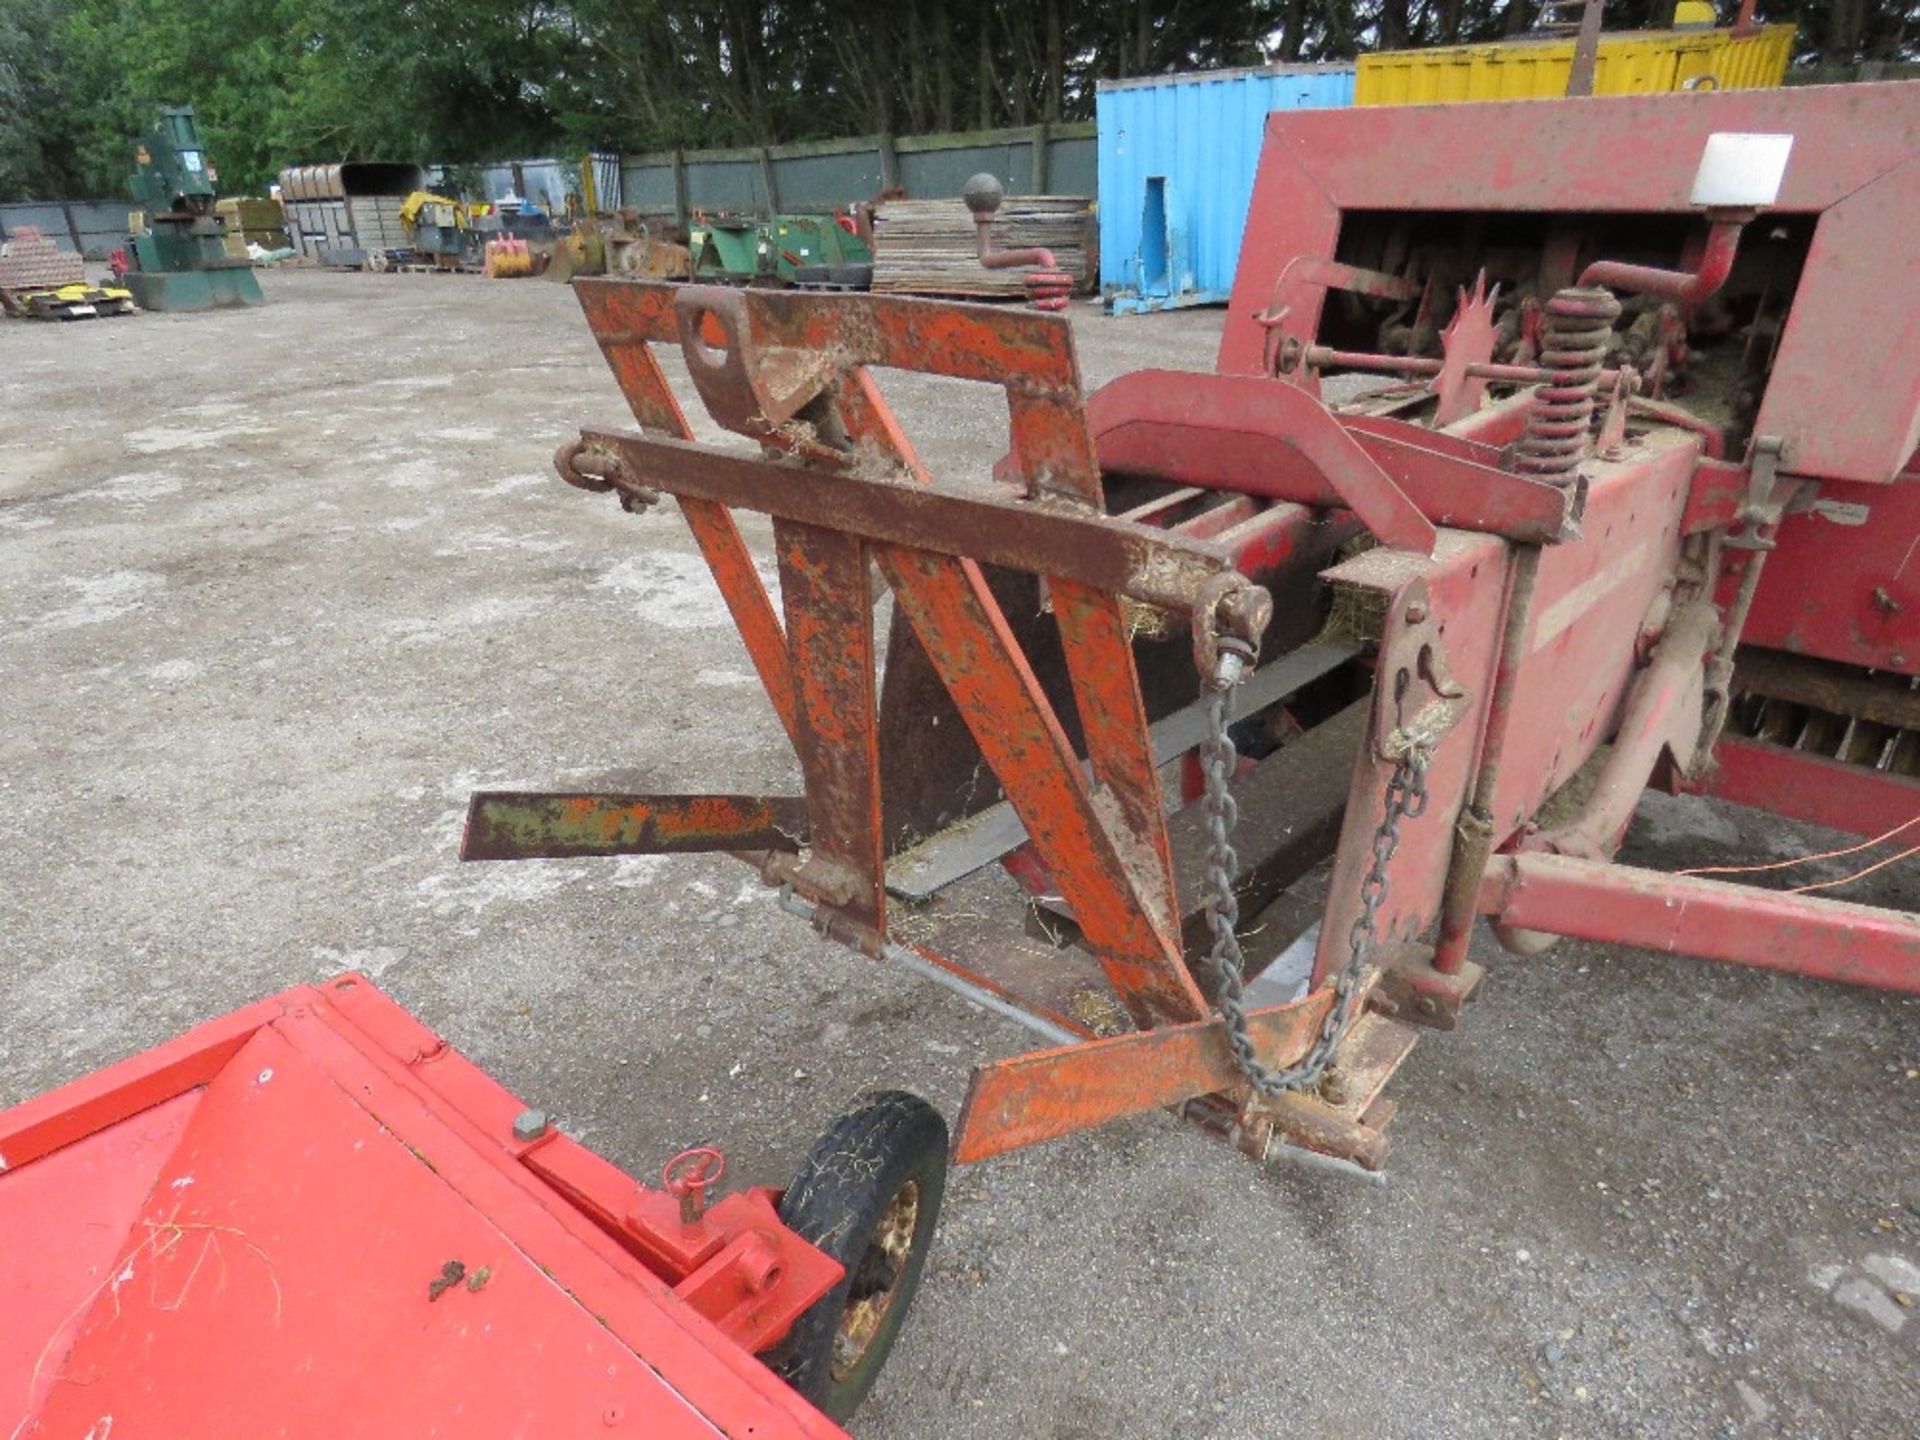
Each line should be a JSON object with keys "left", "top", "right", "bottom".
{"left": 1513, "top": 285, "right": 1622, "bottom": 482}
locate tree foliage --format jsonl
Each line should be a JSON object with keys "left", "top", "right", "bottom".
{"left": 2, "top": 0, "right": 1912, "bottom": 200}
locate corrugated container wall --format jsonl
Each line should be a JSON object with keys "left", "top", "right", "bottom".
{"left": 1097, "top": 65, "right": 1354, "bottom": 308}
{"left": 1355, "top": 24, "right": 1794, "bottom": 104}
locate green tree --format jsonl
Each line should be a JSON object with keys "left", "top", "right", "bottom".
{"left": 2, "top": 0, "right": 1912, "bottom": 203}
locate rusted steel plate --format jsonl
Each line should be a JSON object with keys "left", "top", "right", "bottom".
{"left": 1478, "top": 852, "right": 1920, "bottom": 994}
{"left": 462, "top": 793, "right": 808, "bottom": 861}
{"left": 1036, "top": 699, "right": 1365, "bottom": 948}
{"left": 951, "top": 986, "right": 1338, "bottom": 1164}
{"left": 886, "top": 643, "right": 1357, "bottom": 901}
{"left": 774, "top": 521, "right": 887, "bottom": 930}
{"left": 581, "top": 427, "right": 1231, "bottom": 612}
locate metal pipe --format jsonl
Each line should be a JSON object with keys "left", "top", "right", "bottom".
{"left": 1627, "top": 396, "right": 1726, "bottom": 460}
{"left": 1302, "top": 347, "right": 1626, "bottom": 391}
{"left": 1478, "top": 852, "right": 1920, "bottom": 994}
{"left": 1522, "top": 598, "right": 1719, "bottom": 863}
{"left": 1431, "top": 545, "right": 1543, "bottom": 974}
{"left": 962, "top": 171, "right": 1072, "bottom": 311}
{"left": 1578, "top": 216, "right": 1746, "bottom": 307}
{"left": 973, "top": 220, "right": 1058, "bottom": 273}
{"left": 1695, "top": 524, "right": 1779, "bottom": 766}
{"left": 774, "top": 886, "right": 1082, "bottom": 1047}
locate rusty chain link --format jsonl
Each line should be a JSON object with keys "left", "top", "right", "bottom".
{"left": 1200, "top": 651, "right": 1430, "bottom": 1098}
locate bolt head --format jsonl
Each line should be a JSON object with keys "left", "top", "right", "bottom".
{"left": 512, "top": 1108, "right": 550, "bottom": 1142}
{"left": 1405, "top": 601, "right": 1429, "bottom": 624}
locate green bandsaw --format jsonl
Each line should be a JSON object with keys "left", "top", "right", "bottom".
{"left": 123, "top": 107, "right": 264, "bottom": 312}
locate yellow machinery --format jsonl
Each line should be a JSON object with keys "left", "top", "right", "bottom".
{"left": 397, "top": 190, "right": 477, "bottom": 268}
{"left": 0, "top": 280, "right": 136, "bottom": 320}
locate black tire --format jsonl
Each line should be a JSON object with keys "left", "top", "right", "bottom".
{"left": 765, "top": 1091, "right": 948, "bottom": 1421}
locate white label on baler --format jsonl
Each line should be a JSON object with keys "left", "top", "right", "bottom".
{"left": 1810, "top": 499, "right": 1869, "bottom": 526}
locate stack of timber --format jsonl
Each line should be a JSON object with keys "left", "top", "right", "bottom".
{"left": 216, "top": 197, "right": 291, "bottom": 258}
{"left": 871, "top": 195, "right": 1092, "bottom": 300}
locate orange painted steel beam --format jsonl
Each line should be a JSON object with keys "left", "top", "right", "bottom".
{"left": 574, "top": 280, "right": 798, "bottom": 747}
{"left": 878, "top": 545, "right": 1204, "bottom": 1028}
{"left": 580, "top": 427, "right": 1231, "bottom": 613}
{"left": 1049, "top": 577, "right": 1183, "bottom": 935}
{"left": 683, "top": 499, "right": 799, "bottom": 745}
{"left": 952, "top": 986, "right": 1338, "bottom": 1163}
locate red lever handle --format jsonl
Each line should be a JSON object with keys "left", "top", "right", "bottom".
{"left": 662, "top": 1146, "right": 727, "bottom": 1225}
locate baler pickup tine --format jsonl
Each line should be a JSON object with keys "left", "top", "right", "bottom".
{"left": 462, "top": 792, "right": 809, "bottom": 861}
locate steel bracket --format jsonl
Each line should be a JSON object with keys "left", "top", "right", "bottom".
{"left": 1724, "top": 433, "right": 1791, "bottom": 548}
{"left": 673, "top": 285, "right": 836, "bottom": 439}
{"left": 1373, "top": 579, "right": 1471, "bottom": 761}
{"left": 1368, "top": 945, "right": 1487, "bottom": 1032}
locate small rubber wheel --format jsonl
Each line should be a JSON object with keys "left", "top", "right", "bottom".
{"left": 765, "top": 1091, "right": 947, "bottom": 1421}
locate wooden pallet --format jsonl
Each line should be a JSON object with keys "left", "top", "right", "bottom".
{"left": 871, "top": 195, "right": 1092, "bottom": 298}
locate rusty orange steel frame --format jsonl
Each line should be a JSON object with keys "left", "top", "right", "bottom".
{"left": 479, "top": 84, "right": 1920, "bottom": 1173}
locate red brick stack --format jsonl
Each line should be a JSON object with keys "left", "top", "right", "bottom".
{"left": 0, "top": 226, "right": 86, "bottom": 293}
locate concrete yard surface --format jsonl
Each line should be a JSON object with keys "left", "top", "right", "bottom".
{"left": 2, "top": 270, "right": 1916, "bottom": 1438}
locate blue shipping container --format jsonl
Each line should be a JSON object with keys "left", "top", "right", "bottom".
{"left": 1097, "top": 64, "right": 1354, "bottom": 313}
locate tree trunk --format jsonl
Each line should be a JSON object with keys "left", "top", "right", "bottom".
{"left": 1278, "top": 0, "right": 1307, "bottom": 61}
{"left": 977, "top": 20, "right": 995, "bottom": 129}
{"left": 933, "top": 0, "right": 954, "bottom": 129}
{"left": 906, "top": 3, "right": 931, "bottom": 134}
{"left": 1823, "top": 0, "right": 1864, "bottom": 65}
{"left": 1382, "top": 0, "right": 1411, "bottom": 49}
{"left": 1044, "top": 0, "right": 1063, "bottom": 121}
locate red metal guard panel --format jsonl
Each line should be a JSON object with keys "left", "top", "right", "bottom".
{"left": 0, "top": 981, "right": 846, "bottom": 1440}
{"left": 1739, "top": 471, "right": 1920, "bottom": 676}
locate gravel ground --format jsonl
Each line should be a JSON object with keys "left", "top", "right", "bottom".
{"left": 2, "top": 269, "right": 1915, "bottom": 1438}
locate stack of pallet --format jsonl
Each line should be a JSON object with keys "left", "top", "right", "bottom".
{"left": 216, "top": 197, "right": 290, "bottom": 258}
{"left": 871, "top": 196, "right": 1092, "bottom": 299}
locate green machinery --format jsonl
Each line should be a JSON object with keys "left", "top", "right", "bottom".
{"left": 689, "top": 212, "right": 873, "bottom": 289}
{"left": 122, "top": 107, "right": 263, "bottom": 311}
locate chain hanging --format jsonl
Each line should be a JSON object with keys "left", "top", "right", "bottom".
{"left": 1200, "top": 650, "right": 1430, "bottom": 1097}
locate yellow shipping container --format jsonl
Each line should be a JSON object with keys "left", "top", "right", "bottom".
{"left": 1356, "top": 23, "right": 1795, "bottom": 105}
